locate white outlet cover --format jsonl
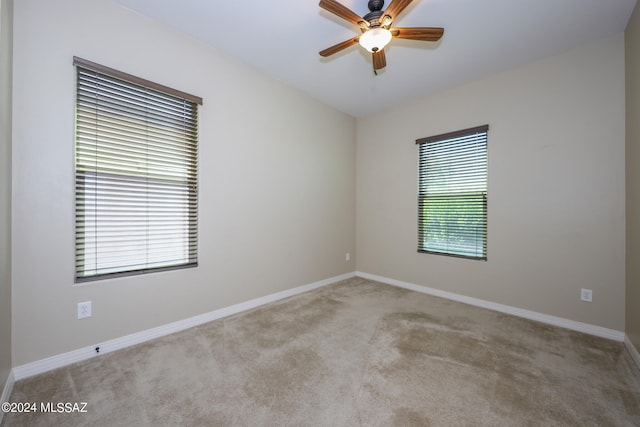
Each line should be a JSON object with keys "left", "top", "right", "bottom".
{"left": 77, "top": 301, "right": 92, "bottom": 319}
{"left": 580, "top": 289, "right": 593, "bottom": 302}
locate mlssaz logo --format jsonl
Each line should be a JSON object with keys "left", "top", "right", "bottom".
{"left": 40, "top": 402, "right": 88, "bottom": 413}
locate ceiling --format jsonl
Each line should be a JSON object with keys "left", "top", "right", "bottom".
{"left": 110, "top": 0, "right": 637, "bottom": 118}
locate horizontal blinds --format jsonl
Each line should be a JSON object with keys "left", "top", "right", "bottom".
{"left": 417, "top": 125, "right": 488, "bottom": 260}
{"left": 75, "top": 62, "right": 199, "bottom": 281}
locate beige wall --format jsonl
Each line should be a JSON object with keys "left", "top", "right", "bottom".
{"left": 626, "top": 3, "right": 640, "bottom": 349}
{"left": 357, "top": 35, "right": 626, "bottom": 331}
{"left": 0, "top": 0, "right": 13, "bottom": 392}
{"left": 11, "top": 0, "right": 356, "bottom": 366}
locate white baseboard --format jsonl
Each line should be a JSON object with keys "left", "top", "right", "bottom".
{"left": 356, "top": 271, "right": 625, "bottom": 342}
{"left": 0, "top": 369, "right": 15, "bottom": 425}
{"left": 12, "top": 272, "right": 356, "bottom": 381}
{"left": 625, "top": 335, "right": 640, "bottom": 370}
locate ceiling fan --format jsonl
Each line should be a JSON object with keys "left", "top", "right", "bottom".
{"left": 319, "top": 0, "right": 444, "bottom": 74}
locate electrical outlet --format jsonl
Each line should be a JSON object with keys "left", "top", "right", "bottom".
{"left": 77, "top": 301, "right": 92, "bottom": 319}
{"left": 346, "top": 252, "right": 350, "bottom": 262}
{"left": 580, "top": 289, "right": 593, "bottom": 303}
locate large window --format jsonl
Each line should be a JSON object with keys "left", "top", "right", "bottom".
{"left": 74, "top": 57, "right": 202, "bottom": 282}
{"left": 416, "top": 125, "right": 488, "bottom": 260}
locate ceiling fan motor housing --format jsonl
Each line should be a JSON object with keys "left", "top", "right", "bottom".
{"left": 368, "top": 0, "right": 384, "bottom": 12}
{"left": 364, "top": 0, "right": 385, "bottom": 24}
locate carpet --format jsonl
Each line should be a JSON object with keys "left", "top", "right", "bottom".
{"left": 3, "top": 277, "right": 640, "bottom": 426}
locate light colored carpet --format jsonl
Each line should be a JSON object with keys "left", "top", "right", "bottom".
{"left": 3, "top": 277, "right": 640, "bottom": 426}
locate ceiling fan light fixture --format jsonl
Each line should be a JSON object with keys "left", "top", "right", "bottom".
{"left": 358, "top": 27, "right": 392, "bottom": 53}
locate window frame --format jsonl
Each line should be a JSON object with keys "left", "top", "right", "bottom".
{"left": 73, "top": 57, "right": 202, "bottom": 283}
{"left": 416, "top": 125, "right": 489, "bottom": 261}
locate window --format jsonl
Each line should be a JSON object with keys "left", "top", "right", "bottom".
{"left": 416, "top": 125, "right": 488, "bottom": 260}
{"left": 74, "top": 57, "right": 202, "bottom": 282}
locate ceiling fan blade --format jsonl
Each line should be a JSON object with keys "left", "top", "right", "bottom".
{"left": 382, "top": 0, "right": 414, "bottom": 24}
{"left": 372, "top": 49, "right": 386, "bottom": 71}
{"left": 319, "top": 37, "right": 360, "bottom": 57}
{"left": 319, "top": 0, "right": 367, "bottom": 27}
{"left": 390, "top": 27, "right": 444, "bottom": 41}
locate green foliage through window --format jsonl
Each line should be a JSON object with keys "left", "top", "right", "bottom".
{"left": 417, "top": 125, "right": 488, "bottom": 260}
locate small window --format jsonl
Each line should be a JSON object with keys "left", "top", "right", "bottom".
{"left": 416, "top": 125, "right": 488, "bottom": 260}
{"left": 74, "top": 57, "right": 202, "bottom": 282}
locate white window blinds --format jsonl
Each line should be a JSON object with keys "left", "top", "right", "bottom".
{"left": 74, "top": 57, "right": 201, "bottom": 282}
{"left": 417, "top": 125, "right": 488, "bottom": 260}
